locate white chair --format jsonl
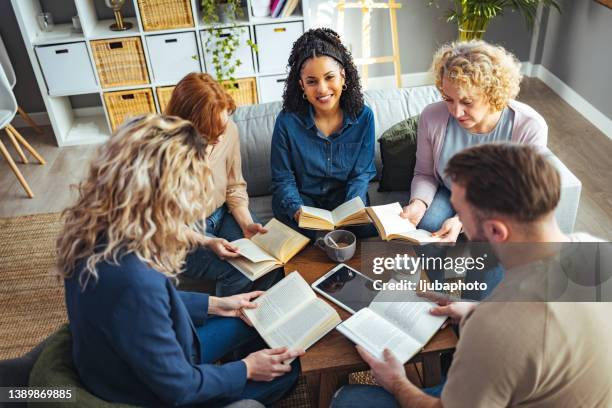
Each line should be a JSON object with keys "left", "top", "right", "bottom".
{"left": 0, "top": 64, "right": 45, "bottom": 198}
{"left": 0, "top": 35, "right": 43, "bottom": 134}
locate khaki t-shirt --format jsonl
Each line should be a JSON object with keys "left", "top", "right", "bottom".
{"left": 203, "top": 119, "right": 249, "bottom": 216}
{"left": 441, "top": 234, "right": 612, "bottom": 407}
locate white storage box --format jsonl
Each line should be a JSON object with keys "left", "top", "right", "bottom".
{"left": 35, "top": 42, "right": 97, "bottom": 96}
{"left": 258, "top": 74, "right": 287, "bottom": 103}
{"left": 145, "top": 32, "right": 201, "bottom": 84}
{"left": 201, "top": 27, "right": 255, "bottom": 78}
{"left": 255, "top": 22, "right": 303, "bottom": 74}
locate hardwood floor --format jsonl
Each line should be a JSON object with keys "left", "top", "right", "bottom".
{"left": 517, "top": 78, "right": 612, "bottom": 239}
{"left": 0, "top": 78, "right": 610, "bottom": 238}
{"left": 0, "top": 127, "right": 98, "bottom": 216}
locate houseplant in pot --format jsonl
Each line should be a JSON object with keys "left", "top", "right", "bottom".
{"left": 429, "top": 0, "right": 561, "bottom": 41}
{"left": 201, "top": 0, "right": 258, "bottom": 83}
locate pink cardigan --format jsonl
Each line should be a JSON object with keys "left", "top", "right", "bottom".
{"left": 411, "top": 100, "right": 548, "bottom": 206}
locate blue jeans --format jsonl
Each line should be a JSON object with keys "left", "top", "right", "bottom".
{"left": 183, "top": 205, "right": 284, "bottom": 296}
{"left": 196, "top": 317, "right": 300, "bottom": 406}
{"left": 273, "top": 193, "right": 379, "bottom": 241}
{"left": 417, "top": 186, "right": 455, "bottom": 233}
{"left": 330, "top": 382, "right": 445, "bottom": 408}
{"left": 415, "top": 186, "right": 504, "bottom": 301}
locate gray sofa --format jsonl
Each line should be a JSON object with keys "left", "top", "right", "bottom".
{"left": 233, "top": 85, "right": 582, "bottom": 234}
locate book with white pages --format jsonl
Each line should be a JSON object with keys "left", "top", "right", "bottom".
{"left": 299, "top": 196, "right": 371, "bottom": 230}
{"left": 366, "top": 202, "right": 440, "bottom": 244}
{"left": 228, "top": 219, "right": 309, "bottom": 281}
{"left": 243, "top": 271, "right": 342, "bottom": 354}
{"left": 336, "top": 287, "right": 446, "bottom": 363}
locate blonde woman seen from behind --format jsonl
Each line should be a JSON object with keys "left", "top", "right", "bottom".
{"left": 57, "top": 115, "right": 303, "bottom": 407}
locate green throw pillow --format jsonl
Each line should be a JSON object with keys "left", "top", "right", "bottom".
{"left": 378, "top": 114, "right": 419, "bottom": 191}
{"left": 29, "top": 325, "right": 137, "bottom": 408}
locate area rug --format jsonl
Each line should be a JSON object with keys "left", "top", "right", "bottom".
{"left": 0, "top": 212, "right": 66, "bottom": 360}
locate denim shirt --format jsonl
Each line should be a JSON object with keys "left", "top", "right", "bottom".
{"left": 271, "top": 105, "right": 376, "bottom": 219}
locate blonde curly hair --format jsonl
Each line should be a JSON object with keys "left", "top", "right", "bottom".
{"left": 56, "top": 114, "right": 212, "bottom": 288}
{"left": 431, "top": 40, "right": 522, "bottom": 111}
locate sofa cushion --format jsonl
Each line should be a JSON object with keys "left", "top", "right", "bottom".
{"left": 29, "top": 325, "right": 136, "bottom": 407}
{"left": 364, "top": 86, "right": 442, "bottom": 174}
{"left": 378, "top": 115, "right": 420, "bottom": 191}
{"left": 233, "top": 101, "right": 282, "bottom": 197}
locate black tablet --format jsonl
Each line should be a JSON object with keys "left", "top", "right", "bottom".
{"left": 311, "top": 263, "right": 379, "bottom": 314}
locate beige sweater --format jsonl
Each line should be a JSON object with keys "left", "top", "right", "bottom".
{"left": 441, "top": 234, "right": 612, "bottom": 407}
{"left": 203, "top": 119, "right": 249, "bottom": 217}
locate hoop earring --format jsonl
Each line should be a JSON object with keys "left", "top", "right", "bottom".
{"left": 342, "top": 83, "right": 348, "bottom": 91}
{"left": 303, "top": 93, "right": 308, "bottom": 99}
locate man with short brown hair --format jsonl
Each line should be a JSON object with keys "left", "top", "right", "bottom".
{"left": 332, "top": 143, "right": 612, "bottom": 408}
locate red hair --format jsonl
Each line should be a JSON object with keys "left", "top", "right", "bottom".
{"left": 165, "top": 73, "right": 236, "bottom": 142}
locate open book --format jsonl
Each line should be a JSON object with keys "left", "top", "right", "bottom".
{"left": 299, "top": 197, "right": 371, "bottom": 230}
{"left": 228, "top": 219, "right": 309, "bottom": 281}
{"left": 244, "top": 271, "right": 342, "bottom": 352}
{"left": 336, "top": 288, "right": 446, "bottom": 363}
{"left": 366, "top": 202, "right": 440, "bottom": 244}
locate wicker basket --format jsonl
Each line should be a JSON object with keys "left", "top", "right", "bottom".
{"left": 223, "top": 77, "right": 258, "bottom": 107}
{"left": 137, "top": 0, "right": 194, "bottom": 31}
{"left": 91, "top": 37, "right": 149, "bottom": 88}
{"left": 104, "top": 89, "right": 156, "bottom": 132}
{"left": 156, "top": 86, "right": 176, "bottom": 113}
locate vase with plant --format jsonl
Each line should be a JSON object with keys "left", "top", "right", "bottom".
{"left": 429, "top": 0, "right": 561, "bottom": 41}
{"left": 201, "top": 0, "right": 258, "bottom": 84}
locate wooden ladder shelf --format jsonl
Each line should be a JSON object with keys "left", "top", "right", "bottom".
{"left": 337, "top": 0, "right": 402, "bottom": 89}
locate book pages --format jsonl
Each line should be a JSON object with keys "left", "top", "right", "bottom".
{"left": 244, "top": 271, "right": 315, "bottom": 331}
{"left": 267, "top": 298, "right": 339, "bottom": 349}
{"left": 331, "top": 196, "right": 366, "bottom": 224}
{"left": 301, "top": 206, "right": 334, "bottom": 224}
{"left": 393, "top": 229, "right": 441, "bottom": 244}
{"left": 337, "top": 307, "right": 422, "bottom": 363}
{"left": 227, "top": 257, "right": 279, "bottom": 281}
{"left": 232, "top": 238, "right": 278, "bottom": 263}
{"left": 369, "top": 290, "right": 446, "bottom": 345}
{"left": 369, "top": 202, "right": 417, "bottom": 236}
{"left": 252, "top": 218, "right": 300, "bottom": 260}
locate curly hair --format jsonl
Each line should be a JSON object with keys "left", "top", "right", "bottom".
{"left": 431, "top": 40, "right": 522, "bottom": 111}
{"left": 282, "top": 28, "right": 363, "bottom": 117}
{"left": 56, "top": 115, "right": 211, "bottom": 288}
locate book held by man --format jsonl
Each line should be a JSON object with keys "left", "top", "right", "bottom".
{"left": 336, "top": 288, "right": 446, "bottom": 363}
{"left": 228, "top": 218, "right": 309, "bottom": 280}
{"left": 243, "top": 271, "right": 342, "bottom": 352}
{"left": 298, "top": 197, "right": 371, "bottom": 230}
{"left": 366, "top": 202, "right": 440, "bottom": 244}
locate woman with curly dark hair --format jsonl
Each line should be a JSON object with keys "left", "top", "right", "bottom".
{"left": 270, "top": 28, "right": 377, "bottom": 239}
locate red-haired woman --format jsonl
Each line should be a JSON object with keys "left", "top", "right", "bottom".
{"left": 165, "top": 73, "right": 280, "bottom": 296}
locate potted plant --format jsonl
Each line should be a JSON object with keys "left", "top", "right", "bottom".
{"left": 201, "top": 0, "right": 258, "bottom": 84}
{"left": 428, "top": 0, "right": 561, "bottom": 41}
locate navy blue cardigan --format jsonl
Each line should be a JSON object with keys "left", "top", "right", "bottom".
{"left": 64, "top": 253, "right": 247, "bottom": 406}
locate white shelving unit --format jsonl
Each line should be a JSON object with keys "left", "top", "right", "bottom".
{"left": 11, "top": 0, "right": 309, "bottom": 146}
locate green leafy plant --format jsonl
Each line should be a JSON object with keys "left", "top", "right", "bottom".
{"left": 201, "top": 0, "right": 258, "bottom": 84}
{"left": 428, "top": 0, "right": 561, "bottom": 41}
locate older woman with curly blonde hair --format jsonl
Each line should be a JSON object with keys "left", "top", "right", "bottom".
{"left": 57, "top": 115, "right": 302, "bottom": 407}
{"left": 401, "top": 40, "right": 547, "bottom": 241}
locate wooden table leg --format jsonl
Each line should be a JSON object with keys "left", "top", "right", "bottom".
{"left": 318, "top": 371, "right": 349, "bottom": 408}
{"left": 305, "top": 372, "right": 321, "bottom": 408}
{"left": 305, "top": 371, "right": 350, "bottom": 408}
{"left": 421, "top": 352, "right": 442, "bottom": 388}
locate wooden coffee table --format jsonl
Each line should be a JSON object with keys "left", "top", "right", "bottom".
{"left": 285, "top": 243, "right": 458, "bottom": 408}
